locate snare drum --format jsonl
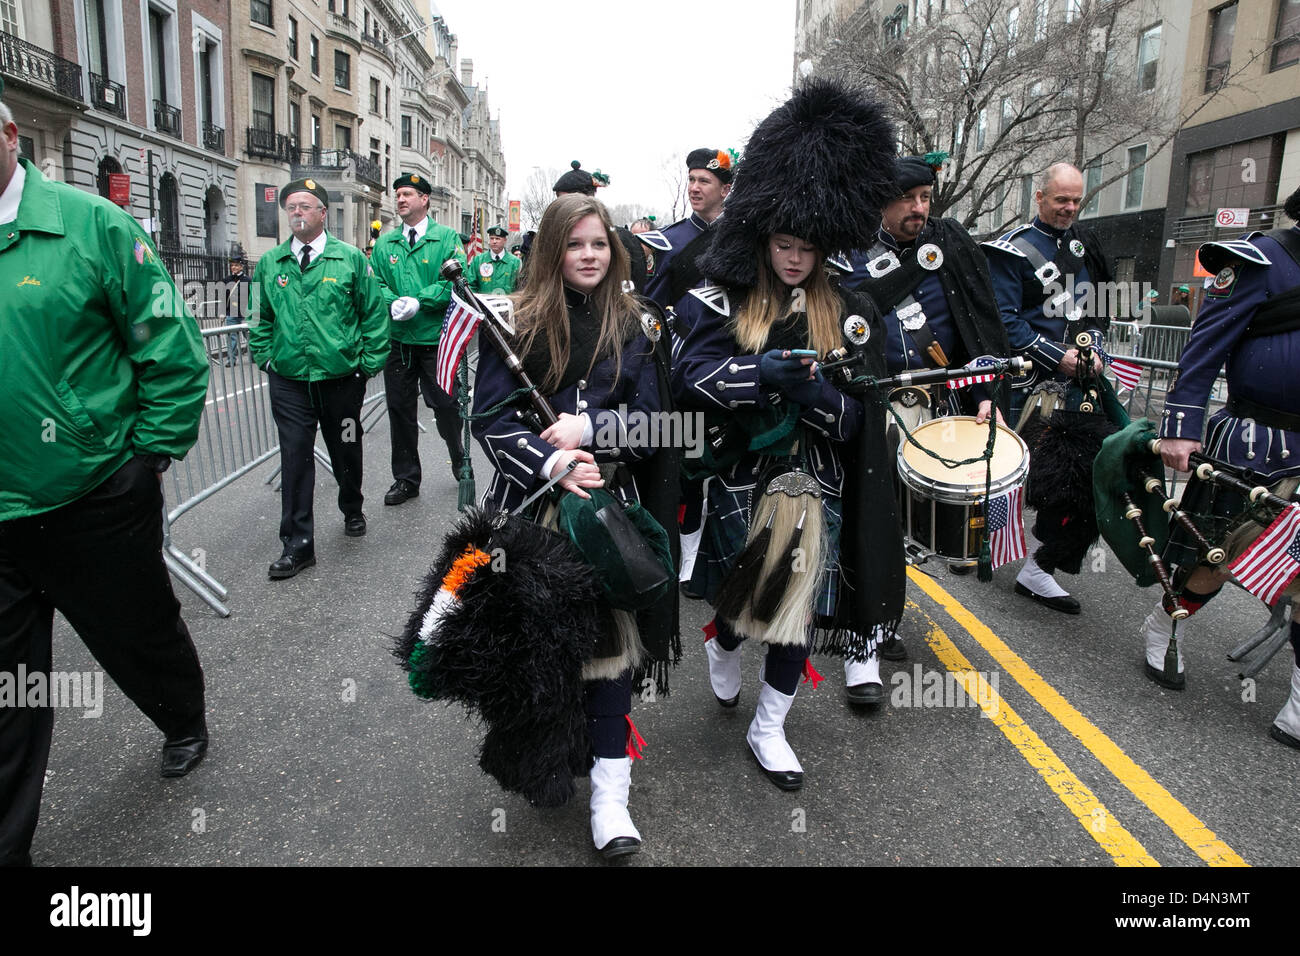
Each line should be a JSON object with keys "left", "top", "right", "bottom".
{"left": 897, "top": 416, "right": 1029, "bottom": 562}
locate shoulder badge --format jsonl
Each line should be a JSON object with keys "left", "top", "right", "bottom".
{"left": 1069, "top": 239, "right": 1086, "bottom": 258}
{"left": 1207, "top": 266, "right": 1238, "bottom": 297}
{"left": 636, "top": 229, "right": 672, "bottom": 252}
{"left": 641, "top": 311, "right": 662, "bottom": 342}
{"left": 688, "top": 284, "right": 731, "bottom": 317}
{"left": 825, "top": 251, "right": 853, "bottom": 273}
{"left": 480, "top": 295, "right": 515, "bottom": 334}
{"left": 981, "top": 238, "right": 1026, "bottom": 258}
{"left": 843, "top": 314, "right": 871, "bottom": 345}
{"left": 1198, "top": 238, "right": 1272, "bottom": 274}
{"left": 917, "top": 243, "right": 943, "bottom": 271}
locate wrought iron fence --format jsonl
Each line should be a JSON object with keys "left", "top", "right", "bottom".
{"left": 89, "top": 70, "right": 125, "bottom": 116}
{"left": 0, "top": 30, "right": 82, "bottom": 100}
{"left": 154, "top": 99, "right": 182, "bottom": 137}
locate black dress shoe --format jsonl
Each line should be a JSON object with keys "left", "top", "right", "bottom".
{"left": 846, "top": 681, "right": 885, "bottom": 706}
{"left": 1144, "top": 662, "right": 1186, "bottom": 691}
{"left": 161, "top": 731, "right": 208, "bottom": 778}
{"left": 948, "top": 561, "right": 977, "bottom": 576}
{"left": 344, "top": 513, "right": 367, "bottom": 537}
{"left": 1269, "top": 724, "right": 1300, "bottom": 750}
{"left": 269, "top": 552, "right": 315, "bottom": 580}
{"left": 879, "top": 634, "right": 908, "bottom": 662}
{"left": 384, "top": 479, "right": 419, "bottom": 505}
{"left": 1014, "top": 582, "right": 1081, "bottom": 614}
{"left": 599, "top": 836, "right": 641, "bottom": 860}
{"left": 750, "top": 747, "right": 803, "bottom": 791}
{"left": 715, "top": 691, "right": 740, "bottom": 708}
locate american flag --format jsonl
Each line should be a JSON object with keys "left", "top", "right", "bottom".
{"left": 987, "top": 484, "right": 1027, "bottom": 569}
{"left": 1228, "top": 504, "right": 1300, "bottom": 606}
{"left": 949, "top": 371, "right": 996, "bottom": 390}
{"left": 435, "top": 289, "right": 485, "bottom": 395}
{"left": 465, "top": 208, "right": 483, "bottom": 260}
{"left": 1110, "top": 358, "right": 1143, "bottom": 392}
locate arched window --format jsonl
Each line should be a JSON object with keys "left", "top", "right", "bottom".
{"left": 96, "top": 155, "right": 123, "bottom": 199}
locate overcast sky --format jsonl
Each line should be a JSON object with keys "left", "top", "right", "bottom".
{"left": 433, "top": 0, "right": 799, "bottom": 221}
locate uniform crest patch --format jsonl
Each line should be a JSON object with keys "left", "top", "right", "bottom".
{"left": 479, "top": 262, "right": 494, "bottom": 278}
{"left": 641, "top": 312, "right": 662, "bottom": 342}
{"left": 277, "top": 274, "right": 288, "bottom": 287}
{"left": 917, "top": 244, "right": 943, "bottom": 270}
{"left": 304, "top": 178, "right": 317, "bottom": 190}
{"left": 1209, "top": 266, "right": 1237, "bottom": 296}
{"left": 389, "top": 254, "right": 398, "bottom": 264}
{"left": 843, "top": 315, "right": 870, "bottom": 345}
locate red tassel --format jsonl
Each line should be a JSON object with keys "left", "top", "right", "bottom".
{"left": 702, "top": 619, "right": 717, "bottom": 643}
{"left": 625, "top": 716, "right": 646, "bottom": 761}
{"left": 802, "top": 660, "right": 824, "bottom": 689}
{"left": 677, "top": 504, "right": 687, "bottom": 525}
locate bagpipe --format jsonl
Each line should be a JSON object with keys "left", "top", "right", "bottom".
{"left": 1094, "top": 420, "right": 1300, "bottom": 677}
{"left": 392, "top": 258, "right": 674, "bottom": 809}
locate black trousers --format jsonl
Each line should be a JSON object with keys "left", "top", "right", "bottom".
{"left": 0, "top": 458, "right": 206, "bottom": 866}
{"left": 383, "top": 343, "right": 464, "bottom": 488}
{"left": 269, "top": 370, "right": 366, "bottom": 554}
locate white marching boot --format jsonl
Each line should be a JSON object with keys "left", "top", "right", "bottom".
{"left": 746, "top": 681, "right": 803, "bottom": 791}
{"left": 590, "top": 756, "right": 641, "bottom": 859}
{"left": 844, "top": 655, "right": 884, "bottom": 706}
{"left": 1269, "top": 664, "right": 1300, "bottom": 751}
{"left": 1141, "top": 599, "right": 1186, "bottom": 690}
{"left": 705, "top": 637, "right": 742, "bottom": 707}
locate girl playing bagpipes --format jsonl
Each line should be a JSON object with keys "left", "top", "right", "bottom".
{"left": 671, "top": 79, "right": 905, "bottom": 791}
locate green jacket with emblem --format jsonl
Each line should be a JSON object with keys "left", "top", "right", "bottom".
{"left": 248, "top": 233, "right": 389, "bottom": 380}
{"left": 0, "top": 159, "right": 209, "bottom": 521}
{"left": 468, "top": 250, "right": 521, "bottom": 295}
{"left": 370, "top": 217, "right": 466, "bottom": 346}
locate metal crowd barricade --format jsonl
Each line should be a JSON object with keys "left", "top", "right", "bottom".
{"left": 164, "top": 325, "right": 278, "bottom": 617}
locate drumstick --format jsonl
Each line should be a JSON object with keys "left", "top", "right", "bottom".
{"left": 1141, "top": 474, "right": 1227, "bottom": 564}
{"left": 1122, "top": 491, "right": 1187, "bottom": 619}
{"left": 926, "top": 341, "right": 949, "bottom": 367}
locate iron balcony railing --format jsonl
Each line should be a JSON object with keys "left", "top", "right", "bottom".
{"left": 154, "top": 99, "right": 181, "bottom": 138}
{"left": 1172, "top": 203, "right": 1285, "bottom": 243}
{"left": 0, "top": 30, "right": 82, "bottom": 101}
{"left": 245, "top": 127, "right": 296, "bottom": 163}
{"left": 89, "top": 70, "right": 124, "bottom": 116}
{"left": 291, "top": 148, "right": 384, "bottom": 190}
{"left": 203, "top": 122, "right": 225, "bottom": 153}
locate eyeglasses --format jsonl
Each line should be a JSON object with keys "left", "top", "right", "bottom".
{"left": 285, "top": 203, "right": 323, "bottom": 213}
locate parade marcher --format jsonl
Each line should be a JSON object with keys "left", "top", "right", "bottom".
{"left": 221, "top": 250, "right": 250, "bottom": 366}
{"left": 466, "top": 193, "right": 676, "bottom": 856}
{"left": 0, "top": 99, "right": 210, "bottom": 865}
{"left": 552, "top": 161, "right": 648, "bottom": 293}
{"left": 984, "top": 162, "right": 1116, "bottom": 614}
{"left": 468, "top": 224, "right": 520, "bottom": 295}
{"left": 1138, "top": 186, "right": 1300, "bottom": 751}
{"left": 249, "top": 178, "right": 388, "bottom": 579}
{"left": 370, "top": 173, "right": 467, "bottom": 507}
{"left": 644, "top": 148, "right": 734, "bottom": 309}
{"left": 673, "top": 79, "right": 902, "bottom": 790}
{"left": 839, "top": 155, "right": 1012, "bottom": 694}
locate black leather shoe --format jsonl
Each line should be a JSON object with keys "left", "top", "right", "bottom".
{"left": 879, "top": 634, "right": 908, "bottom": 662}
{"left": 599, "top": 837, "right": 642, "bottom": 860}
{"left": 750, "top": 747, "right": 803, "bottom": 791}
{"left": 1269, "top": 724, "right": 1300, "bottom": 750}
{"left": 846, "top": 681, "right": 885, "bottom": 706}
{"left": 161, "top": 729, "right": 208, "bottom": 778}
{"left": 1014, "top": 582, "right": 1081, "bottom": 615}
{"left": 1144, "top": 662, "right": 1186, "bottom": 691}
{"left": 948, "top": 561, "right": 976, "bottom": 576}
{"left": 715, "top": 692, "right": 740, "bottom": 708}
{"left": 344, "top": 513, "right": 367, "bottom": 537}
{"left": 269, "top": 551, "right": 315, "bottom": 579}
{"left": 384, "top": 479, "right": 419, "bottom": 505}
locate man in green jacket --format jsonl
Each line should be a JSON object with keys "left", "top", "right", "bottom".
{"left": 249, "top": 178, "right": 389, "bottom": 578}
{"left": 370, "top": 173, "right": 467, "bottom": 506}
{"left": 468, "top": 225, "right": 520, "bottom": 294}
{"left": 0, "top": 104, "right": 210, "bottom": 865}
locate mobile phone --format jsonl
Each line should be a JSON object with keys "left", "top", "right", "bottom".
{"left": 789, "top": 349, "right": 818, "bottom": 357}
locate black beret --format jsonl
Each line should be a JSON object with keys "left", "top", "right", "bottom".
{"left": 393, "top": 172, "right": 432, "bottom": 194}
{"left": 686, "top": 147, "right": 734, "bottom": 184}
{"left": 486, "top": 225, "right": 508, "bottom": 237}
{"left": 553, "top": 160, "right": 596, "bottom": 195}
{"left": 895, "top": 156, "right": 937, "bottom": 193}
{"left": 280, "top": 178, "right": 330, "bottom": 208}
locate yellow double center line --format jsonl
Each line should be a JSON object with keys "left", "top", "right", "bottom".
{"left": 907, "top": 567, "right": 1247, "bottom": 867}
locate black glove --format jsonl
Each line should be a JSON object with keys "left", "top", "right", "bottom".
{"left": 759, "top": 349, "right": 823, "bottom": 407}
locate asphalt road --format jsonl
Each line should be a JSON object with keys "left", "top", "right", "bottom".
{"left": 31, "top": 407, "right": 1300, "bottom": 868}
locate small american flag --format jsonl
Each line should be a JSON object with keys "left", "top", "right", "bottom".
{"left": 948, "top": 371, "right": 996, "bottom": 390}
{"left": 1228, "top": 504, "right": 1300, "bottom": 606}
{"left": 987, "top": 484, "right": 1027, "bottom": 569}
{"left": 1110, "top": 358, "right": 1143, "bottom": 392}
{"left": 465, "top": 208, "right": 483, "bottom": 260}
{"left": 435, "top": 289, "right": 484, "bottom": 395}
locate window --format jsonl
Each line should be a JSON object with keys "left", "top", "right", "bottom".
{"left": 1065, "top": 0, "right": 1081, "bottom": 23}
{"left": 1000, "top": 96, "right": 1013, "bottom": 132}
{"left": 288, "top": 100, "right": 300, "bottom": 143}
{"left": 385, "top": 86, "right": 390, "bottom": 119}
{"left": 310, "top": 35, "right": 319, "bottom": 76}
{"left": 369, "top": 77, "right": 380, "bottom": 113}
{"left": 1205, "top": 2, "right": 1237, "bottom": 91}
{"left": 1124, "top": 145, "right": 1147, "bottom": 209}
{"left": 335, "top": 50, "right": 351, "bottom": 90}
{"left": 311, "top": 114, "right": 322, "bottom": 148}
{"left": 1007, "top": 7, "right": 1019, "bottom": 56}
{"left": 86, "top": 0, "right": 110, "bottom": 77}
{"left": 1019, "top": 174, "right": 1034, "bottom": 217}
{"left": 369, "top": 137, "right": 380, "bottom": 168}
{"left": 1082, "top": 159, "right": 1102, "bottom": 217}
{"left": 251, "top": 73, "right": 274, "bottom": 132}
{"left": 149, "top": 7, "right": 169, "bottom": 106}
{"left": 1034, "top": 0, "right": 1048, "bottom": 41}
{"left": 251, "top": 0, "right": 271, "bottom": 27}
{"left": 335, "top": 123, "right": 351, "bottom": 150}
{"left": 1137, "top": 23, "right": 1160, "bottom": 91}
{"left": 976, "top": 109, "right": 987, "bottom": 150}
{"left": 401, "top": 115, "right": 411, "bottom": 147}
{"left": 1273, "top": 0, "right": 1300, "bottom": 70}
{"left": 0, "top": 0, "right": 19, "bottom": 35}
{"left": 288, "top": 16, "right": 298, "bottom": 59}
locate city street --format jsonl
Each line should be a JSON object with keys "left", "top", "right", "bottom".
{"left": 31, "top": 400, "right": 1300, "bottom": 868}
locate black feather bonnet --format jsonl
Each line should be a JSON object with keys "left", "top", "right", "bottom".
{"left": 697, "top": 78, "right": 897, "bottom": 290}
